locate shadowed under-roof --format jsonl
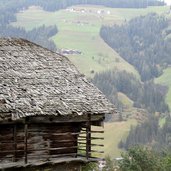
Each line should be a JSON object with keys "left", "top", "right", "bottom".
{"left": 0, "top": 38, "right": 115, "bottom": 121}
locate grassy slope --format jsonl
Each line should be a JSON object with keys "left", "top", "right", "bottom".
{"left": 92, "top": 119, "right": 137, "bottom": 158}
{"left": 12, "top": 5, "right": 169, "bottom": 78}
{"left": 159, "top": 116, "right": 166, "bottom": 128}
{"left": 103, "top": 119, "right": 137, "bottom": 157}
{"left": 155, "top": 67, "right": 171, "bottom": 110}
{"left": 12, "top": 5, "right": 169, "bottom": 157}
{"left": 118, "top": 92, "right": 134, "bottom": 109}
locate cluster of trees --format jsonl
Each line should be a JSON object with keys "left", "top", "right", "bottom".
{"left": 119, "top": 116, "right": 171, "bottom": 153}
{"left": 84, "top": 146, "right": 171, "bottom": 171}
{"left": 99, "top": 12, "right": 171, "bottom": 153}
{"left": 119, "top": 114, "right": 159, "bottom": 149}
{"left": 0, "top": 25, "right": 58, "bottom": 51}
{"left": 25, "top": 0, "right": 165, "bottom": 10}
{"left": 100, "top": 13, "right": 170, "bottom": 81}
{"left": 118, "top": 146, "right": 171, "bottom": 171}
{"left": 92, "top": 70, "right": 169, "bottom": 113}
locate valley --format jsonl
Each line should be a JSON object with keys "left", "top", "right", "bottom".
{"left": 11, "top": 4, "right": 171, "bottom": 157}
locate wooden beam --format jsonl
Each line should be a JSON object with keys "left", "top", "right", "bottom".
{"left": 86, "top": 113, "right": 91, "bottom": 160}
{"left": 13, "top": 125, "right": 17, "bottom": 162}
{"left": 24, "top": 122, "right": 28, "bottom": 164}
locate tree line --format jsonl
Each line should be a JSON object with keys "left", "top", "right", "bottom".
{"left": 100, "top": 13, "right": 170, "bottom": 81}
{"left": 0, "top": 0, "right": 165, "bottom": 25}
{"left": 0, "top": 25, "right": 58, "bottom": 51}
{"left": 84, "top": 146, "right": 171, "bottom": 171}
{"left": 119, "top": 115, "right": 171, "bottom": 155}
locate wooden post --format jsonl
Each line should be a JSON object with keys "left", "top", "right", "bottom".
{"left": 86, "top": 113, "right": 91, "bottom": 160}
{"left": 13, "top": 125, "right": 17, "bottom": 162}
{"left": 24, "top": 122, "right": 28, "bottom": 164}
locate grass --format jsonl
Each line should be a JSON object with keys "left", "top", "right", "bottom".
{"left": 159, "top": 116, "right": 166, "bottom": 128}
{"left": 91, "top": 119, "right": 137, "bottom": 158}
{"left": 12, "top": 5, "right": 169, "bottom": 77}
{"left": 118, "top": 92, "right": 134, "bottom": 109}
{"left": 155, "top": 67, "right": 171, "bottom": 110}
{"left": 13, "top": 5, "right": 167, "bottom": 78}
{"left": 103, "top": 119, "right": 137, "bottom": 158}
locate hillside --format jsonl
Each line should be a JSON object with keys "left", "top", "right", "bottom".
{"left": 10, "top": 5, "right": 171, "bottom": 157}
{"left": 12, "top": 5, "right": 169, "bottom": 78}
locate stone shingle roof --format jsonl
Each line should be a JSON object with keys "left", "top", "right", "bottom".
{"left": 0, "top": 38, "right": 115, "bottom": 121}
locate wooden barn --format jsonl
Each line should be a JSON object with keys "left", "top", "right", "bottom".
{"left": 0, "top": 38, "right": 115, "bottom": 171}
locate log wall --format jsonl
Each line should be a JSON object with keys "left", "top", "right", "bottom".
{"left": 0, "top": 122, "right": 81, "bottom": 163}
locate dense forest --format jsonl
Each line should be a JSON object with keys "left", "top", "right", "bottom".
{"left": 92, "top": 70, "right": 169, "bottom": 113}
{"left": 100, "top": 13, "right": 171, "bottom": 81}
{"left": 97, "top": 13, "right": 171, "bottom": 150}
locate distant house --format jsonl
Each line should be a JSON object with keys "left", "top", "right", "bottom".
{"left": 0, "top": 38, "right": 115, "bottom": 170}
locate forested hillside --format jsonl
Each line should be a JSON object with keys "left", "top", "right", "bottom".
{"left": 93, "top": 70, "right": 169, "bottom": 113}
{"left": 94, "top": 11, "right": 171, "bottom": 152}
{"left": 100, "top": 13, "right": 171, "bottom": 81}
{"left": 119, "top": 114, "right": 171, "bottom": 153}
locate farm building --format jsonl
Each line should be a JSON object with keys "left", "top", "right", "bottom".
{"left": 0, "top": 38, "right": 115, "bottom": 171}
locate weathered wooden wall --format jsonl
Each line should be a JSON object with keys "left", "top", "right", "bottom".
{"left": 0, "top": 122, "right": 81, "bottom": 163}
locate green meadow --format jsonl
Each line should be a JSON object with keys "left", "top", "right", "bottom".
{"left": 13, "top": 5, "right": 169, "bottom": 78}
{"left": 103, "top": 119, "right": 137, "bottom": 157}
{"left": 92, "top": 119, "right": 137, "bottom": 158}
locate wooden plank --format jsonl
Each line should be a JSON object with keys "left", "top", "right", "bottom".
{"left": 29, "top": 146, "right": 78, "bottom": 152}
{"left": 78, "top": 136, "right": 86, "bottom": 138}
{"left": 78, "top": 142, "right": 104, "bottom": 147}
{"left": 90, "top": 130, "right": 104, "bottom": 133}
{"left": 78, "top": 149, "right": 104, "bottom": 153}
{"left": 27, "top": 131, "right": 86, "bottom": 136}
{"left": 27, "top": 153, "right": 77, "bottom": 158}
{"left": 79, "top": 136, "right": 103, "bottom": 140}
{"left": 91, "top": 137, "right": 104, "bottom": 140}
{"left": 0, "top": 140, "right": 24, "bottom": 144}
{"left": 0, "top": 149, "right": 25, "bottom": 153}
{"left": 78, "top": 138, "right": 86, "bottom": 140}
{"left": 90, "top": 150, "right": 104, "bottom": 153}
{"left": 27, "top": 139, "right": 77, "bottom": 144}
{"left": 1, "top": 146, "right": 79, "bottom": 153}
